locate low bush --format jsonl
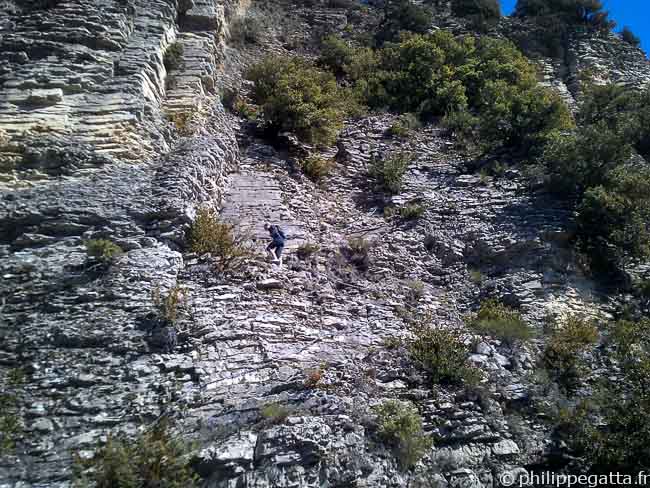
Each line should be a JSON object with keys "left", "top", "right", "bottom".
{"left": 73, "top": 418, "right": 199, "bottom": 488}
{"left": 84, "top": 239, "right": 123, "bottom": 265}
{"left": 539, "top": 83, "right": 650, "bottom": 273}
{"left": 576, "top": 167, "right": 650, "bottom": 274}
{"left": 187, "top": 209, "right": 253, "bottom": 273}
{"left": 374, "top": 0, "right": 432, "bottom": 46}
{"left": 406, "top": 279, "right": 425, "bottom": 302}
{"left": 514, "top": 0, "right": 615, "bottom": 56}
{"left": 304, "top": 367, "right": 324, "bottom": 388}
{"left": 231, "top": 97, "right": 258, "bottom": 121}
{"left": 620, "top": 26, "right": 641, "bottom": 47}
{"left": 409, "top": 322, "right": 481, "bottom": 386}
{"left": 163, "top": 42, "right": 184, "bottom": 71}
{"left": 341, "top": 237, "right": 370, "bottom": 271}
{"left": 374, "top": 399, "right": 432, "bottom": 468}
{"left": 399, "top": 203, "right": 425, "bottom": 220}
{"left": 152, "top": 285, "right": 186, "bottom": 325}
{"left": 516, "top": 0, "right": 615, "bottom": 30}
{"left": 542, "top": 316, "right": 598, "bottom": 391}
{"left": 246, "top": 56, "right": 357, "bottom": 146}
{"left": 301, "top": 155, "right": 333, "bottom": 182}
{"left": 553, "top": 318, "right": 650, "bottom": 473}
{"left": 260, "top": 403, "right": 290, "bottom": 425}
{"left": 388, "top": 113, "right": 421, "bottom": 138}
{"left": 451, "top": 0, "right": 501, "bottom": 31}
{"left": 369, "top": 152, "right": 410, "bottom": 194}
{"left": 468, "top": 299, "right": 533, "bottom": 345}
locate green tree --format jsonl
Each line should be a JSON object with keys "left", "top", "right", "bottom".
{"left": 620, "top": 26, "right": 641, "bottom": 47}
{"left": 374, "top": 0, "right": 433, "bottom": 45}
{"left": 246, "top": 56, "right": 357, "bottom": 146}
{"left": 576, "top": 166, "right": 650, "bottom": 271}
{"left": 451, "top": 0, "right": 501, "bottom": 31}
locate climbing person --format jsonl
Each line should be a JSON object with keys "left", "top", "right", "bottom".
{"left": 264, "top": 223, "right": 286, "bottom": 266}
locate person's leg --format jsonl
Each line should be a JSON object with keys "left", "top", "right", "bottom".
{"left": 266, "top": 242, "right": 278, "bottom": 261}
{"left": 275, "top": 245, "right": 284, "bottom": 267}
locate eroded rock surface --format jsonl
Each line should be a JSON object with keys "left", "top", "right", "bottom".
{"left": 0, "top": 0, "right": 648, "bottom": 487}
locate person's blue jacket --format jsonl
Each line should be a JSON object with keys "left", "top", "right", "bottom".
{"left": 269, "top": 225, "right": 286, "bottom": 246}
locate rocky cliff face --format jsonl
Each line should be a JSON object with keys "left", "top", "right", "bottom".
{"left": 1, "top": 1, "right": 649, "bottom": 487}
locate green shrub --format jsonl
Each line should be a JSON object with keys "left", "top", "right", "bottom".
{"left": 246, "top": 55, "right": 357, "bottom": 146}
{"left": 231, "top": 97, "right": 258, "bottom": 120}
{"left": 374, "top": 399, "right": 432, "bottom": 468}
{"left": 318, "top": 35, "right": 378, "bottom": 83}
{"left": 451, "top": 0, "right": 501, "bottom": 31}
{"left": 361, "top": 32, "right": 573, "bottom": 151}
{"left": 374, "top": 0, "right": 433, "bottom": 45}
{"left": 301, "top": 155, "right": 333, "bottom": 182}
{"left": 73, "top": 418, "right": 198, "bottom": 488}
{"left": 514, "top": 0, "right": 615, "bottom": 56}
{"left": 341, "top": 237, "right": 370, "bottom": 271}
{"left": 0, "top": 368, "right": 25, "bottom": 456}
{"left": 442, "top": 110, "right": 479, "bottom": 142}
{"left": 515, "top": 0, "right": 615, "bottom": 31}
{"left": 388, "top": 113, "right": 421, "bottom": 138}
{"left": 469, "top": 269, "right": 484, "bottom": 284}
{"left": 164, "top": 42, "right": 184, "bottom": 71}
{"left": 369, "top": 152, "right": 410, "bottom": 194}
{"left": 468, "top": 299, "right": 533, "bottom": 345}
{"left": 620, "top": 26, "right": 641, "bottom": 47}
{"left": 260, "top": 403, "right": 289, "bottom": 425}
{"left": 542, "top": 316, "right": 598, "bottom": 391}
{"left": 409, "top": 323, "right": 481, "bottom": 386}
{"left": 553, "top": 318, "right": 650, "bottom": 473}
{"left": 152, "top": 285, "right": 185, "bottom": 324}
{"left": 399, "top": 203, "right": 425, "bottom": 220}
{"left": 84, "top": 239, "right": 123, "bottom": 265}
{"left": 405, "top": 279, "right": 425, "bottom": 302}
{"left": 576, "top": 167, "right": 650, "bottom": 273}
{"left": 187, "top": 208, "right": 253, "bottom": 273}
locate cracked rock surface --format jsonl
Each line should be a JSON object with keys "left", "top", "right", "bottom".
{"left": 1, "top": 0, "right": 649, "bottom": 487}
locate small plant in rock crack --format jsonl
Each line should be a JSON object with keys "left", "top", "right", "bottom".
{"left": 542, "top": 315, "right": 598, "bottom": 392}
{"left": 301, "top": 155, "right": 333, "bottom": 183}
{"left": 399, "top": 203, "right": 425, "bottom": 220}
{"left": 467, "top": 299, "right": 534, "bottom": 346}
{"left": 409, "top": 319, "right": 482, "bottom": 386}
{"left": 0, "top": 368, "right": 25, "bottom": 456}
{"left": 387, "top": 113, "right": 421, "bottom": 138}
{"left": 152, "top": 285, "right": 186, "bottom": 325}
{"left": 374, "top": 399, "right": 432, "bottom": 468}
{"left": 167, "top": 111, "right": 195, "bottom": 136}
{"left": 163, "top": 41, "right": 184, "bottom": 71}
{"left": 341, "top": 237, "right": 370, "bottom": 272}
{"left": 369, "top": 152, "right": 411, "bottom": 195}
{"left": 72, "top": 416, "right": 199, "bottom": 488}
{"left": 304, "top": 366, "right": 325, "bottom": 388}
{"left": 84, "top": 239, "right": 123, "bottom": 267}
{"left": 297, "top": 242, "right": 320, "bottom": 260}
{"left": 405, "top": 279, "right": 425, "bottom": 302}
{"left": 187, "top": 208, "right": 254, "bottom": 274}
{"left": 259, "top": 403, "right": 290, "bottom": 426}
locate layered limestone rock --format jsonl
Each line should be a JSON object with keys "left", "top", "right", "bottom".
{"left": 0, "top": 0, "right": 236, "bottom": 186}
{"left": 0, "top": 1, "right": 647, "bottom": 487}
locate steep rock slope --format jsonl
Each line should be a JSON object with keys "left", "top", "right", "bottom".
{"left": 1, "top": 1, "right": 650, "bottom": 487}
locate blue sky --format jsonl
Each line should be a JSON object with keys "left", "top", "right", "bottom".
{"left": 500, "top": 0, "right": 649, "bottom": 55}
